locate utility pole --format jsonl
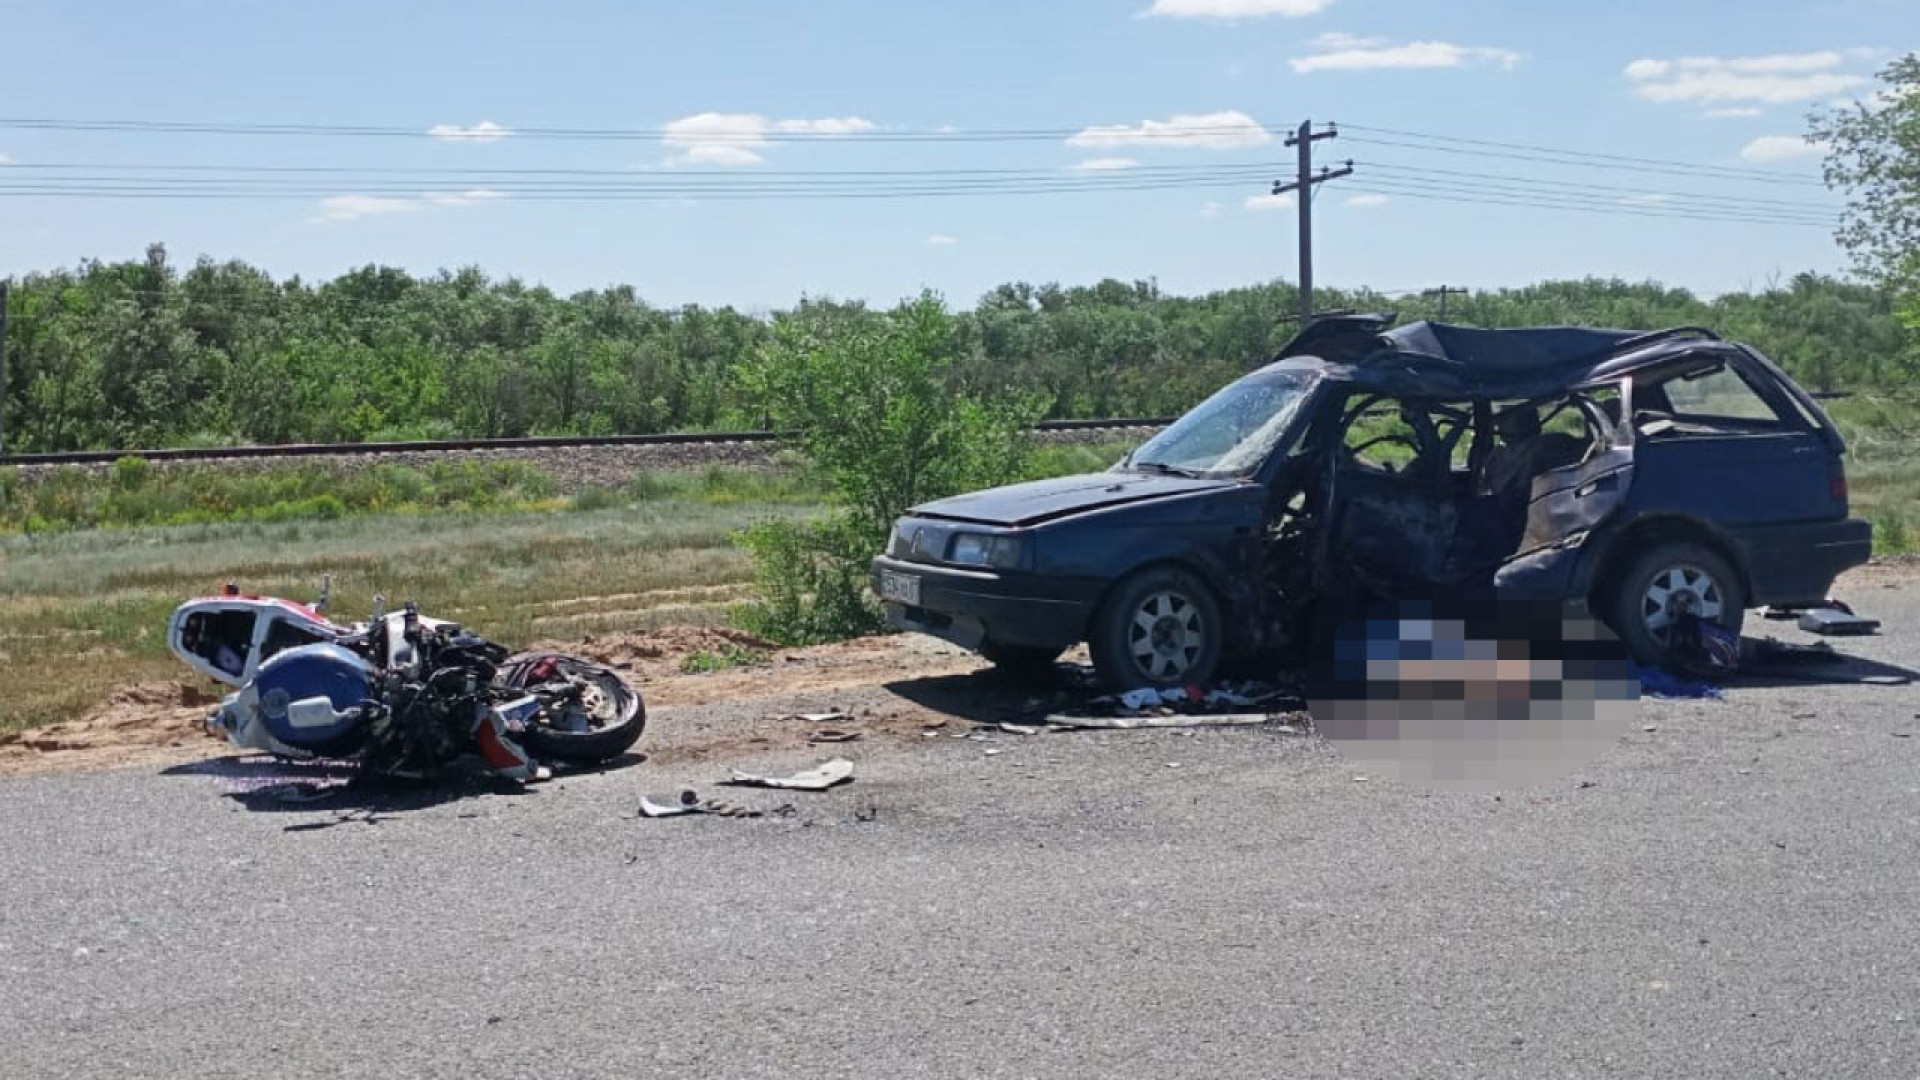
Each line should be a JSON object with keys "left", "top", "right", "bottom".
{"left": 0, "top": 281, "right": 9, "bottom": 456}
{"left": 1275, "top": 120, "right": 1353, "bottom": 326}
{"left": 1422, "top": 285, "right": 1468, "bottom": 320}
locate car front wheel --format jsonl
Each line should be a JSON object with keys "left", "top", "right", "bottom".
{"left": 1089, "top": 567, "right": 1224, "bottom": 691}
{"left": 1608, "top": 540, "right": 1746, "bottom": 675}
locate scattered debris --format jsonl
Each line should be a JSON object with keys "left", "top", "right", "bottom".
{"left": 807, "top": 729, "right": 861, "bottom": 744}
{"left": 1798, "top": 607, "right": 1880, "bottom": 636}
{"left": 1038, "top": 712, "right": 1279, "bottom": 731}
{"left": 780, "top": 710, "right": 852, "bottom": 725}
{"left": 638, "top": 791, "right": 704, "bottom": 818}
{"left": 1639, "top": 669, "right": 1723, "bottom": 700}
{"left": 638, "top": 790, "right": 767, "bottom": 819}
{"left": 722, "top": 758, "right": 855, "bottom": 791}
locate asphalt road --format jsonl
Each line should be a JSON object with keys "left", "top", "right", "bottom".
{"left": 4, "top": 586, "right": 1918, "bottom": 1079}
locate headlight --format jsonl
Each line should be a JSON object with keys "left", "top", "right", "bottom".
{"left": 947, "top": 532, "right": 1026, "bottom": 569}
{"left": 887, "top": 521, "right": 912, "bottom": 557}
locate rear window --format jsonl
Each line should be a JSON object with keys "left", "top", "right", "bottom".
{"left": 1655, "top": 364, "right": 1782, "bottom": 424}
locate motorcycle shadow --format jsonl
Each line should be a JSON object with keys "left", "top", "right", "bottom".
{"left": 163, "top": 753, "right": 645, "bottom": 828}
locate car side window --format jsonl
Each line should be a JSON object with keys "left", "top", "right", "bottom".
{"left": 1340, "top": 397, "right": 1418, "bottom": 473}
{"left": 1655, "top": 364, "right": 1784, "bottom": 425}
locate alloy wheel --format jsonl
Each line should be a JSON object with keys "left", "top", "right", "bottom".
{"left": 1128, "top": 589, "right": 1204, "bottom": 682}
{"left": 1639, "top": 563, "right": 1726, "bottom": 643}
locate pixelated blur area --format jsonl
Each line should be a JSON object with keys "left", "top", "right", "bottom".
{"left": 1307, "top": 590, "right": 1640, "bottom": 793}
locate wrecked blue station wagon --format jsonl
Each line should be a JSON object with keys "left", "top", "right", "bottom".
{"left": 871, "top": 317, "right": 1873, "bottom": 689}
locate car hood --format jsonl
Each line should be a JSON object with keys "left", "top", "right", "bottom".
{"left": 909, "top": 471, "right": 1239, "bottom": 527}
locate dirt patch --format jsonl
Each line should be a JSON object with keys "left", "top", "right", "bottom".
{"left": 0, "top": 682, "right": 228, "bottom": 776}
{"left": 0, "top": 629, "right": 996, "bottom": 779}
{"left": 1838, "top": 556, "right": 1920, "bottom": 589}
{"left": 542, "top": 626, "right": 785, "bottom": 681}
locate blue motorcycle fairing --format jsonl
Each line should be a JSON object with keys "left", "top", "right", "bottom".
{"left": 252, "top": 643, "right": 378, "bottom": 753}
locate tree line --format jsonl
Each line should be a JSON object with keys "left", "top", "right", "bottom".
{"left": 0, "top": 244, "right": 1910, "bottom": 453}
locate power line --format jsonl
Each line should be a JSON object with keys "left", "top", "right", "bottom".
{"left": 1352, "top": 160, "right": 1835, "bottom": 212}
{"left": 1341, "top": 181, "right": 1832, "bottom": 228}
{"left": 1341, "top": 123, "right": 1827, "bottom": 185}
{"left": 1339, "top": 174, "right": 1833, "bottom": 225}
{"left": 1342, "top": 134, "right": 1827, "bottom": 189}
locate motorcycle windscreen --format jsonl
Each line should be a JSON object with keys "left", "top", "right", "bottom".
{"left": 168, "top": 604, "right": 259, "bottom": 685}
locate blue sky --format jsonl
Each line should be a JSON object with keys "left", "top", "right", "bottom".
{"left": 0, "top": 0, "right": 1910, "bottom": 308}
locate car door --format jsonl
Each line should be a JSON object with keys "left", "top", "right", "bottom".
{"left": 1628, "top": 355, "right": 1837, "bottom": 527}
{"left": 1322, "top": 393, "right": 1463, "bottom": 586}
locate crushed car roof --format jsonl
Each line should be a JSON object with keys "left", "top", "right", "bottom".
{"left": 1272, "top": 314, "right": 1731, "bottom": 399}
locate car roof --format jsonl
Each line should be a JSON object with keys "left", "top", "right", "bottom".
{"left": 1256, "top": 315, "right": 1740, "bottom": 400}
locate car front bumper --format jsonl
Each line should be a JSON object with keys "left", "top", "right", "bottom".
{"left": 869, "top": 555, "right": 1099, "bottom": 652}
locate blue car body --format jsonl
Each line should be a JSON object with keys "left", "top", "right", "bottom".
{"left": 872, "top": 318, "right": 1872, "bottom": 678}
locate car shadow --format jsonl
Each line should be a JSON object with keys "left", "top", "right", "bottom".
{"left": 1730, "top": 638, "right": 1917, "bottom": 688}
{"left": 162, "top": 752, "right": 645, "bottom": 829}
{"left": 885, "top": 665, "right": 1091, "bottom": 727}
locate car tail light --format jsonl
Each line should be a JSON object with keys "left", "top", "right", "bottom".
{"left": 1830, "top": 461, "right": 1849, "bottom": 503}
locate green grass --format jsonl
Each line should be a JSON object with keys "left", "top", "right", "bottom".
{"left": 1, "top": 419, "right": 1907, "bottom": 735}
{"left": 678, "top": 643, "right": 774, "bottom": 674}
{"left": 0, "top": 498, "right": 819, "bottom": 735}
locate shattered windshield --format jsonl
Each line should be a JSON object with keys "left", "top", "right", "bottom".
{"left": 1126, "top": 371, "right": 1317, "bottom": 478}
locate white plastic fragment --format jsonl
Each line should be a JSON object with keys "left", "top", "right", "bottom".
{"left": 723, "top": 758, "right": 855, "bottom": 791}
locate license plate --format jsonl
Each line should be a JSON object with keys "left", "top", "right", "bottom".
{"left": 878, "top": 569, "right": 921, "bottom": 606}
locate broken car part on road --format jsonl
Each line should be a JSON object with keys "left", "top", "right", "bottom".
{"left": 722, "top": 758, "right": 856, "bottom": 791}
{"left": 168, "top": 586, "right": 646, "bottom": 783}
{"left": 872, "top": 318, "right": 1872, "bottom": 689}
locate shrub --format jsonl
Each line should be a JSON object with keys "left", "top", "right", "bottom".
{"left": 729, "top": 294, "right": 1048, "bottom": 643}
{"left": 733, "top": 515, "right": 888, "bottom": 645}
{"left": 111, "top": 455, "right": 152, "bottom": 491}
{"left": 678, "top": 643, "right": 774, "bottom": 674}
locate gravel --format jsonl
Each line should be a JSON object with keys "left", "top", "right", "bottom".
{"left": 1, "top": 580, "right": 1915, "bottom": 1078}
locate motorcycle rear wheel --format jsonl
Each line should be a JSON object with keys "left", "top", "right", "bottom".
{"left": 499, "top": 653, "right": 647, "bottom": 765}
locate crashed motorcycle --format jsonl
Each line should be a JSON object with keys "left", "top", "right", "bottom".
{"left": 167, "top": 582, "right": 644, "bottom": 781}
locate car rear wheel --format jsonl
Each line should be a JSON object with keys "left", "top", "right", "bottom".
{"left": 1608, "top": 541, "right": 1746, "bottom": 675}
{"left": 1089, "top": 567, "right": 1224, "bottom": 691}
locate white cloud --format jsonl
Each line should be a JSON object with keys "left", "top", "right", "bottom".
{"left": 1345, "top": 193, "right": 1389, "bottom": 207}
{"left": 1069, "top": 157, "right": 1142, "bottom": 171}
{"left": 774, "top": 116, "right": 876, "bottom": 136}
{"left": 0, "top": 153, "right": 12, "bottom": 165}
{"left": 1199, "top": 200, "right": 1226, "bottom": 217}
{"left": 1624, "top": 52, "right": 1870, "bottom": 104}
{"left": 315, "top": 195, "right": 416, "bottom": 222}
{"left": 1740, "top": 134, "right": 1828, "bottom": 162}
{"left": 663, "top": 112, "right": 771, "bottom": 166}
{"left": 314, "top": 188, "right": 508, "bottom": 222}
{"left": 926, "top": 234, "right": 959, "bottom": 246}
{"left": 424, "top": 188, "right": 508, "bottom": 206}
{"left": 1244, "top": 192, "right": 1295, "bottom": 211}
{"left": 1704, "top": 106, "right": 1764, "bottom": 118}
{"left": 1619, "top": 193, "right": 1675, "bottom": 205}
{"left": 1292, "top": 33, "right": 1520, "bottom": 73}
{"left": 1141, "top": 0, "right": 1334, "bottom": 18}
{"left": 1067, "top": 110, "right": 1269, "bottom": 150}
{"left": 662, "top": 112, "right": 876, "bottom": 166}
{"left": 427, "top": 121, "right": 511, "bottom": 144}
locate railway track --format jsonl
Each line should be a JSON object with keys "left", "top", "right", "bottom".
{"left": 1, "top": 418, "right": 1173, "bottom": 469}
